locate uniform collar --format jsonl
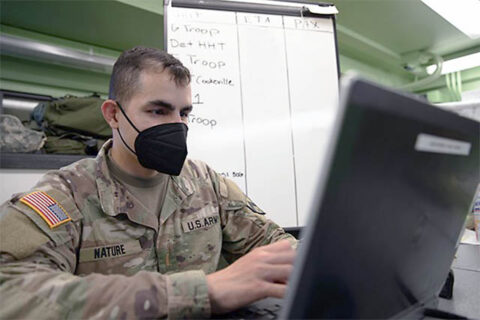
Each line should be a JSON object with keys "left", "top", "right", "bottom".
{"left": 160, "top": 174, "right": 195, "bottom": 224}
{"left": 95, "top": 140, "right": 194, "bottom": 229}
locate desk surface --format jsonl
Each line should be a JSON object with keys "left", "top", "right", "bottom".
{"left": 452, "top": 243, "right": 480, "bottom": 272}
{"left": 438, "top": 244, "right": 480, "bottom": 319}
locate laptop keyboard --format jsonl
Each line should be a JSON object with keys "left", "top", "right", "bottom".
{"left": 212, "top": 298, "right": 283, "bottom": 319}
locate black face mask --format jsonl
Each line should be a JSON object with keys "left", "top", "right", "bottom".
{"left": 115, "top": 101, "right": 188, "bottom": 176}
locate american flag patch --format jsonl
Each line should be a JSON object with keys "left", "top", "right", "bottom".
{"left": 20, "top": 191, "right": 71, "bottom": 228}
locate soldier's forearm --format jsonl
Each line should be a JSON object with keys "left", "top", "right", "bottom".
{"left": 0, "top": 260, "right": 210, "bottom": 319}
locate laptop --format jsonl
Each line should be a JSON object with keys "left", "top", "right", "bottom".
{"left": 216, "top": 76, "right": 480, "bottom": 319}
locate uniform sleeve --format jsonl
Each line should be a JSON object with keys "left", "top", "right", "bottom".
{"left": 0, "top": 186, "right": 210, "bottom": 319}
{"left": 206, "top": 167, "right": 297, "bottom": 264}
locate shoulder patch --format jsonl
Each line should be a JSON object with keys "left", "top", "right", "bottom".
{"left": 20, "top": 191, "right": 71, "bottom": 228}
{"left": 0, "top": 208, "right": 50, "bottom": 260}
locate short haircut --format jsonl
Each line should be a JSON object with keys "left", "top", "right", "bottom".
{"left": 109, "top": 46, "right": 191, "bottom": 104}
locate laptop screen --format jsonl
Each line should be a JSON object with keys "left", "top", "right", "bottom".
{"left": 283, "top": 77, "right": 480, "bottom": 319}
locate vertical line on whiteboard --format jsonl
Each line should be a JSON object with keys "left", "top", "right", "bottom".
{"left": 235, "top": 12, "right": 248, "bottom": 196}
{"left": 282, "top": 16, "right": 299, "bottom": 227}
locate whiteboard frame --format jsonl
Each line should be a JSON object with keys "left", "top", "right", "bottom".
{"left": 164, "top": 0, "right": 340, "bottom": 80}
{"left": 165, "top": 0, "right": 337, "bottom": 17}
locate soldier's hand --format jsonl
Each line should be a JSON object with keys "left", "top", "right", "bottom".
{"left": 206, "top": 239, "right": 296, "bottom": 314}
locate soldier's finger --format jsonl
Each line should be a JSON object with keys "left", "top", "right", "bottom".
{"left": 263, "top": 249, "right": 296, "bottom": 265}
{"left": 262, "top": 240, "right": 294, "bottom": 253}
{"left": 263, "top": 282, "right": 288, "bottom": 299}
{"left": 261, "top": 264, "right": 294, "bottom": 283}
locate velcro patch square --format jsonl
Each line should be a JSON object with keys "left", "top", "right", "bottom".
{"left": 20, "top": 191, "right": 71, "bottom": 229}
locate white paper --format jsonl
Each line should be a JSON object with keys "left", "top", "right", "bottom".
{"left": 461, "top": 228, "right": 480, "bottom": 245}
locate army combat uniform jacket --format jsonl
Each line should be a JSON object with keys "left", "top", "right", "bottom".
{"left": 0, "top": 140, "right": 295, "bottom": 319}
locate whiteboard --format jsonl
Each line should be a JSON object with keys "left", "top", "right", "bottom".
{"left": 165, "top": 0, "right": 339, "bottom": 227}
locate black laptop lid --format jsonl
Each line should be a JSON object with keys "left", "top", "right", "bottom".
{"left": 283, "top": 77, "right": 480, "bottom": 319}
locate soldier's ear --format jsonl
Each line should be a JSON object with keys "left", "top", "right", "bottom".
{"left": 101, "top": 100, "right": 119, "bottom": 129}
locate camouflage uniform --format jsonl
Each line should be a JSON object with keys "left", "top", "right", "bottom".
{"left": 0, "top": 140, "right": 296, "bottom": 319}
{"left": 0, "top": 114, "right": 46, "bottom": 152}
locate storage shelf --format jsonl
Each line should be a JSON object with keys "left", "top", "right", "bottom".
{"left": 0, "top": 153, "right": 93, "bottom": 170}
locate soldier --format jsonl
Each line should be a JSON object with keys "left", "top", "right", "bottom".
{"left": 0, "top": 47, "right": 296, "bottom": 319}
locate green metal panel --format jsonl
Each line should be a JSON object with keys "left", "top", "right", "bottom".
{"left": 0, "top": 24, "right": 120, "bottom": 58}
{"left": 418, "top": 67, "right": 480, "bottom": 103}
{"left": 116, "top": 0, "right": 163, "bottom": 15}
{"left": 0, "top": 24, "right": 116, "bottom": 98}
{"left": 1, "top": 54, "right": 110, "bottom": 96}
{"left": 329, "top": 0, "right": 475, "bottom": 55}
{"left": 0, "top": 0, "right": 164, "bottom": 51}
{"left": 339, "top": 54, "right": 412, "bottom": 87}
